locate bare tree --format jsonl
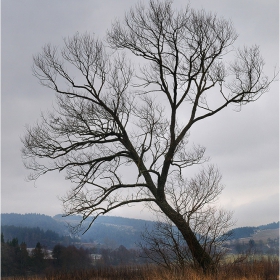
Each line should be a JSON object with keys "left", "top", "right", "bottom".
{"left": 139, "top": 167, "right": 234, "bottom": 271}
{"left": 22, "top": 0, "right": 273, "bottom": 273}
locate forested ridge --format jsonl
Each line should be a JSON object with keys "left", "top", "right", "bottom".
{"left": 1, "top": 213, "right": 157, "bottom": 248}
{"left": 1, "top": 213, "right": 66, "bottom": 235}
{"left": 229, "top": 222, "right": 279, "bottom": 239}
{"left": 1, "top": 225, "right": 77, "bottom": 248}
{"left": 1, "top": 213, "right": 279, "bottom": 247}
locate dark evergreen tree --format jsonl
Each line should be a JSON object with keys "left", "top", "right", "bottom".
{"left": 1, "top": 237, "right": 30, "bottom": 276}
{"left": 30, "top": 242, "right": 45, "bottom": 273}
{"left": 52, "top": 244, "right": 92, "bottom": 271}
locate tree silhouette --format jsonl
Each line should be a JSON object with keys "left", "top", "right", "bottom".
{"left": 22, "top": 0, "right": 274, "bottom": 273}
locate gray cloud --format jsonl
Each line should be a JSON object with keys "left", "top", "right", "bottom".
{"left": 1, "top": 0, "right": 278, "bottom": 227}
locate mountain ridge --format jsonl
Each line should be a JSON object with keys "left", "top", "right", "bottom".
{"left": 1, "top": 213, "right": 279, "bottom": 249}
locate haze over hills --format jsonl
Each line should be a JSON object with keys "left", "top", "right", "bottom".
{"left": 1, "top": 213, "right": 279, "bottom": 249}
{"left": 1, "top": 213, "right": 156, "bottom": 248}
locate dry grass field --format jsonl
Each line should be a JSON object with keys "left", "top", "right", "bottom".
{"left": 2, "top": 257, "right": 279, "bottom": 280}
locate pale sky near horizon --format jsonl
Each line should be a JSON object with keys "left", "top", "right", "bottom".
{"left": 1, "top": 0, "right": 279, "bottom": 228}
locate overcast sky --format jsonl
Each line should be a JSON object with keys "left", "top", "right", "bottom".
{"left": 1, "top": 0, "right": 279, "bottom": 227}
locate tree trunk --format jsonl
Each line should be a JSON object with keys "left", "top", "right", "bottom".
{"left": 157, "top": 200, "right": 215, "bottom": 273}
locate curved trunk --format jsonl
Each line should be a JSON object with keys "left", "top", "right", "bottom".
{"left": 157, "top": 200, "right": 215, "bottom": 273}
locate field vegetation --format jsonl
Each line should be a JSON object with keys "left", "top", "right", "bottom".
{"left": 2, "top": 225, "right": 279, "bottom": 279}
{"left": 1, "top": 257, "right": 279, "bottom": 280}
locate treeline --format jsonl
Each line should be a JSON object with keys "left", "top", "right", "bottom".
{"left": 92, "top": 245, "right": 147, "bottom": 267}
{"left": 2, "top": 213, "right": 156, "bottom": 248}
{"left": 1, "top": 232, "right": 148, "bottom": 277}
{"left": 1, "top": 223, "right": 142, "bottom": 249}
{"left": 230, "top": 222, "right": 280, "bottom": 239}
{"left": 2, "top": 234, "right": 45, "bottom": 276}
{"left": 230, "top": 227, "right": 256, "bottom": 239}
{"left": 258, "top": 222, "right": 279, "bottom": 230}
{"left": 226, "top": 238, "right": 279, "bottom": 255}
{"left": 2, "top": 231, "right": 279, "bottom": 278}
{"left": 1, "top": 233, "right": 92, "bottom": 277}
{"left": 1, "top": 225, "right": 77, "bottom": 248}
{"left": 1, "top": 213, "right": 65, "bottom": 235}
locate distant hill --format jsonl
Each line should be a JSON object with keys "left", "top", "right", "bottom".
{"left": 1, "top": 213, "right": 156, "bottom": 248}
{"left": 1, "top": 213, "right": 279, "bottom": 249}
{"left": 1, "top": 213, "right": 66, "bottom": 235}
{"left": 1, "top": 225, "right": 76, "bottom": 248}
{"left": 54, "top": 214, "right": 156, "bottom": 248}
{"left": 230, "top": 222, "right": 279, "bottom": 240}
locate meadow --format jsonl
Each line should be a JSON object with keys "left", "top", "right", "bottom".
{"left": 2, "top": 256, "right": 279, "bottom": 280}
